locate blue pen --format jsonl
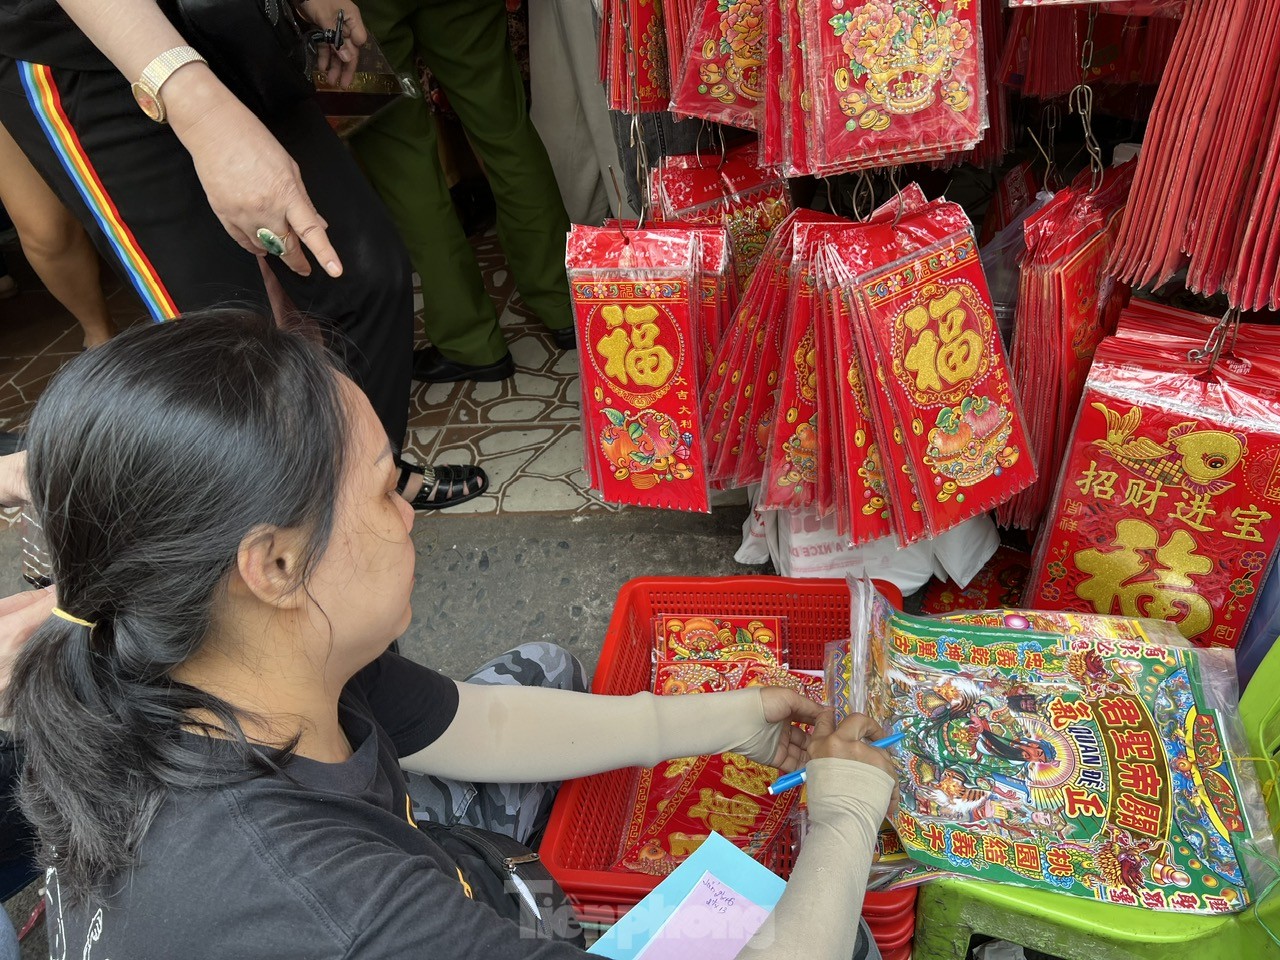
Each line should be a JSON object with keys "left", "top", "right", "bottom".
{"left": 766, "top": 731, "right": 906, "bottom": 795}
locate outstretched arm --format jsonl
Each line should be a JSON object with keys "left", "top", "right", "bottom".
{"left": 740, "top": 712, "right": 898, "bottom": 960}
{"left": 401, "top": 682, "right": 824, "bottom": 782}
{"left": 55, "top": 0, "right": 342, "bottom": 277}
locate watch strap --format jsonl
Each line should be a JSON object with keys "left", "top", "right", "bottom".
{"left": 138, "top": 46, "right": 207, "bottom": 99}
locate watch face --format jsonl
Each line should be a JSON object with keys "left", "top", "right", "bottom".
{"left": 131, "top": 82, "right": 163, "bottom": 122}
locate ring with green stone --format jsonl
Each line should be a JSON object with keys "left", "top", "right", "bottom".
{"left": 256, "top": 227, "right": 289, "bottom": 257}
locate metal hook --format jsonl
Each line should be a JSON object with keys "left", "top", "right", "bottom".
{"left": 889, "top": 166, "right": 905, "bottom": 227}
{"left": 607, "top": 167, "right": 632, "bottom": 245}
{"left": 1027, "top": 129, "right": 1056, "bottom": 190}
{"left": 1188, "top": 308, "right": 1241, "bottom": 378}
{"left": 852, "top": 170, "right": 874, "bottom": 222}
{"left": 716, "top": 124, "right": 728, "bottom": 172}
{"left": 1069, "top": 83, "right": 1105, "bottom": 194}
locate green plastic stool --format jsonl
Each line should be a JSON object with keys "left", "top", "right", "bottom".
{"left": 914, "top": 637, "right": 1280, "bottom": 960}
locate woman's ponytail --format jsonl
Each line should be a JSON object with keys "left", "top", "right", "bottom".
{"left": 7, "top": 310, "right": 347, "bottom": 902}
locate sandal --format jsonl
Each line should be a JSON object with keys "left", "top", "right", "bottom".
{"left": 398, "top": 461, "right": 489, "bottom": 511}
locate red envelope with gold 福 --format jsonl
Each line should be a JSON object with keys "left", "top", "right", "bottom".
{"left": 1027, "top": 314, "right": 1280, "bottom": 649}
{"left": 568, "top": 227, "right": 711, "bottom": 513}
{"left": 853, "top": 203, "right": 1038, "bottom": 538}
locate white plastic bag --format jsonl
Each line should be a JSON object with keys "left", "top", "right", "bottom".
{"left": 734, "top": 485, "right": 772, "bottom": 565}
{"left": 769, "top": 505, "right": 998, "bottom": 593}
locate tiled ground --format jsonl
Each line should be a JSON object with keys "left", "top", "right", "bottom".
{"left": 0, "top": 230, "right": 610, "bottom": 516}
{"left": 0, "top": 261, "right": 141, "bottom": 434}
{"left": 405, "top": 238, "right": 617, "bottom": 515}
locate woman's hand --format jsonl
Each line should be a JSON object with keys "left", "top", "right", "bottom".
{"left": 166, "top": 69, "right": 342, "bottom": 279}
{"left": 810, "top": 710, "right": 901, "bottom": 805}
{"left": 296, "top": 0, "right": 370, "bottom": 88}
{"left": 756, "top": 687, "right": 825, "bottom": 772}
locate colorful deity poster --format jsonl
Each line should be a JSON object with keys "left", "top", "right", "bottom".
{"left": 838, "top": 581, "right": 1267, "bottom": 914}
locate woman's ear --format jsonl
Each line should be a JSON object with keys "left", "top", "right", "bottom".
{"left": 232, "top": 524, "right": 309, "bottom": 610}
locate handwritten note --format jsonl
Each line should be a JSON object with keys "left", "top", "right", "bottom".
{"left": 589, "top": 833, "right": 786, "bottom": 960}
{"left": 636, "top": 872, "right": 770, "bottom": 960}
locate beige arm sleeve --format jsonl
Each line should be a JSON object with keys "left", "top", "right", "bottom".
{"left": 401, "top": 682, "right": 785, "bottom": 782}
{"left": 738, "top": 758, "right": 895, "bottom": 960}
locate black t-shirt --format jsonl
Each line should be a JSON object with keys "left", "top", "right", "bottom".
{"left": 45, "top": 652, "right": 591, "bottom": 959}
{"left": 0, "top": 0, "right": 114, "bottom": 71}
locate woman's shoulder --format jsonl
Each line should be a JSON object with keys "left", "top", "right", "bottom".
{"left": 49, "top": 779, "right": 460, "bottom": 957}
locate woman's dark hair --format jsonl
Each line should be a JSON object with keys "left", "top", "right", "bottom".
{"left": 5, "top": 309, "right": 350, "bottom": 902}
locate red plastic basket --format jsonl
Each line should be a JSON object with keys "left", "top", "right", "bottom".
{"left": 861, "top": 887, "right": 918, "bottom": 919}
{"left": 865, "top": 909, "right": 916, "bottom": 949}
{"left": 541, "top": 576, "right": 904, "bottom": 916}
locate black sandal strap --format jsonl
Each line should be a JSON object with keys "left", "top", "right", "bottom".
{"left": 408, "top": 463, "right": 489, "bottom": 511}
{"left": 396, "top": 461, "right": 421, "bottom": 496}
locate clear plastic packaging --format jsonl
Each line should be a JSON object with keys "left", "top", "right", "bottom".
{"left": 312, "top": 36, "right": 419, "bottom": 139}
{"left": 1025, "top": 307, "right": 1280, "bottom": 648}
{"left": 566, "top": 226, "right": 711, "bottom": 512}
{"left": 835, "top": 576, "right": 1275, "bottom": 913}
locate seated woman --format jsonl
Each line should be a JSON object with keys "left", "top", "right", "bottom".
{"left": 6, "top": 310, "right": 897, "bottom": 959}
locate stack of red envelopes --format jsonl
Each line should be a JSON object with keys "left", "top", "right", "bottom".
{"left": 1110, "top": 0, "right": 1280, "bottom": 310}
{"left": 1000, "top": 163, "right": 1135, "bottom": 531}
{"left": 614, "top": 615, "right": 822, "bottom": 876}
{"left": 1026, "top": 301, "right": 1280, "bottom": 648}
{"left": 668, "top": 0, "right": 767, "bottom": 130}
{"left": 756, "top": 0, "right": 989, "bottom": 175}
{"left": 648, "top": 143, "right": 793, "bottom": 288}
{"left": 568, "top": 224, "right": 735, "bottom": 513}
{"left": 703, "top": 188, "right": 1038, "bottom": 547}
{"left": 599, "top": 0, "right": 670, "bottom": 112}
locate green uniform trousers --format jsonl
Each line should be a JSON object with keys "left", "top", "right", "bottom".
{"left": 351, "top": 0, "right": 572, "bottom": 366}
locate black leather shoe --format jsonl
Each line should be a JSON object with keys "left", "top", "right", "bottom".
{"left": 413, "top": 346, "right": 514, "bottom": 383}
{"left": 550, "top": 326, "right": 577, "bottom": 351}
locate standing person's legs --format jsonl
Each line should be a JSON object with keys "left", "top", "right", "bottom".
{"left": 407, "top": 642, "right": 587, "bottom": 846}
{"left": 413, "top": 0, "right": 574, "bottom": 337}
{"left": 259, "top": 98, "right": 416, "bottom": 444}
{"left": 528, "top": 0, "right": 607, "bottom": 226}
{"left": 351, "top": 0, "right": 511, "bottom": 374}
{"left": 0, "top": 119, "right": 116, "bottom": 347}
{"left": 529, "top": 0, "right": 633, "bottom": 225}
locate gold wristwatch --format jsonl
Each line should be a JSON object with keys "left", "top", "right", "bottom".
{"left": 130, "top": 46, "right": 207, "bottom": 124}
